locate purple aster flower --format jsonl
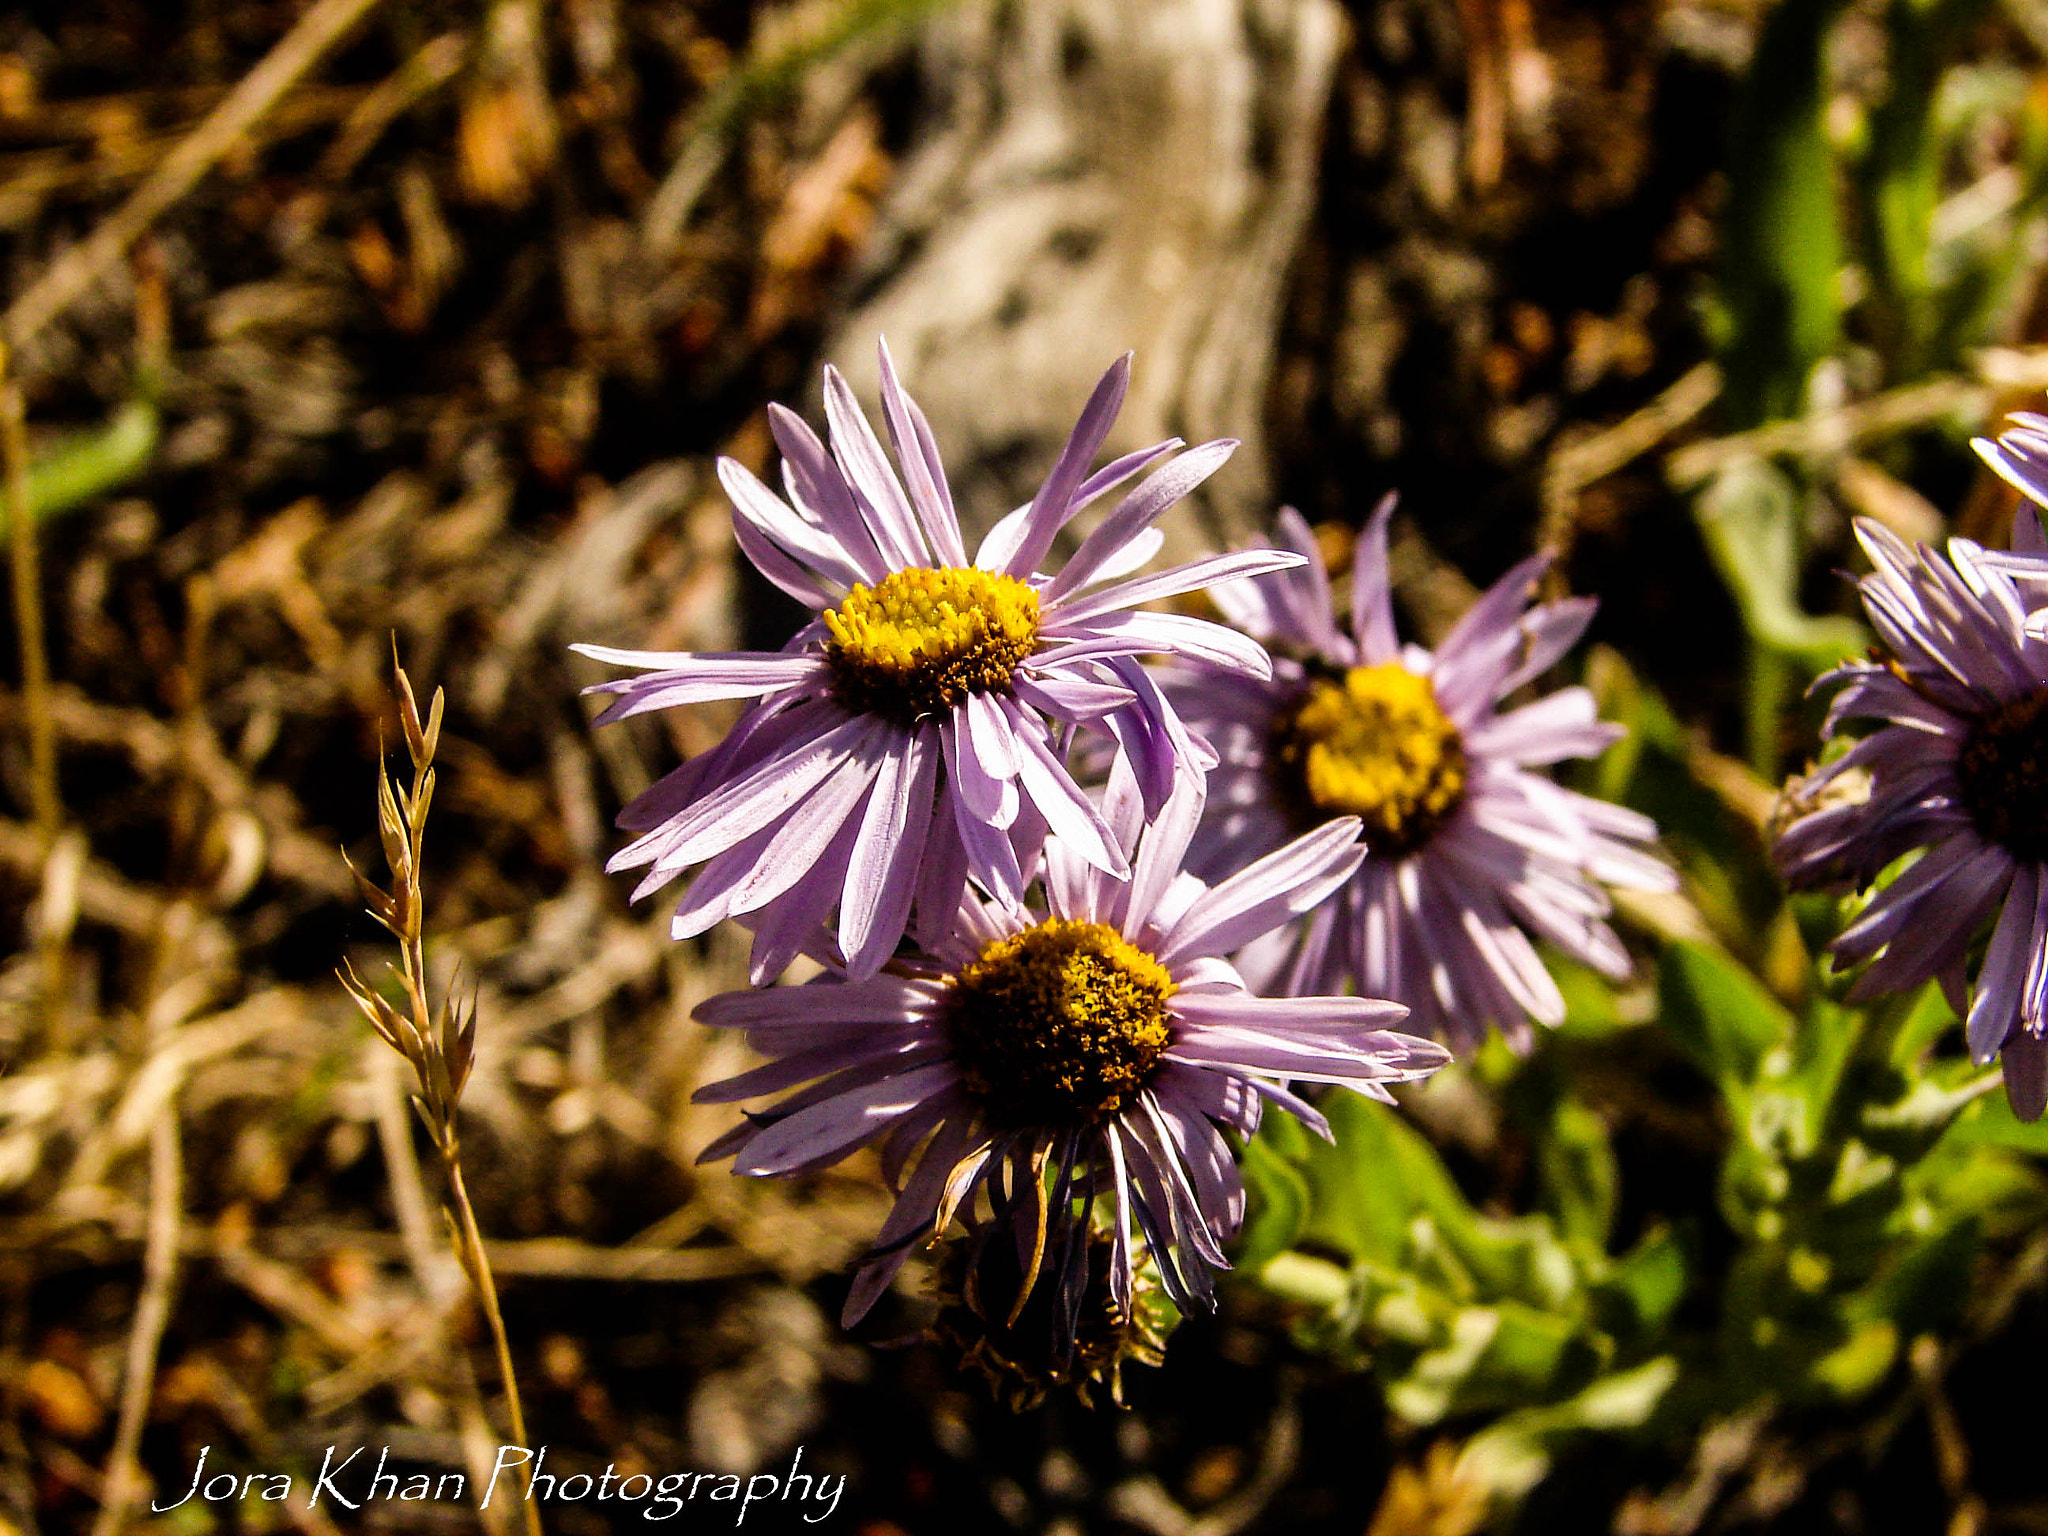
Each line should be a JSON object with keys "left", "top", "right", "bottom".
{"left": 575, "top": 343, "right": 1299, "bottom": 984}
{"left": 690, "top": 768, "right": 1448, "bottom": 1329}
{"left": 1165, "top": 502, "right": 1674, "bottom": 1054}
{"left": 1776, "top": 507, "right": 2048, "bottom": 1119}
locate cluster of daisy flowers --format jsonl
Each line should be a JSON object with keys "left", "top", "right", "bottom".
{"left": 576, "top": 343, "right": 1675, "bottom": 1396}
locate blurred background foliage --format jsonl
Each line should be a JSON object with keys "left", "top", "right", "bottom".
{"left": 7, "top": 0, "right": 2048, "bottom": 1533}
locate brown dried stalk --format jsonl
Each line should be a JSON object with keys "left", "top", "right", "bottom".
{"left": 0, "top": 345, "right": 56, "bottom": 842}
{"left": 339, "top": 655, "right": 542, "bottom": 1536}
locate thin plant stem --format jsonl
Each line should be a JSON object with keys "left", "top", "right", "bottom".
{"left": 1745, "top": 638, "right": 1790, "bottom": 779}
{"left": 0, "top": 351, "right": 57, "bottom": 841}
{"left": 0, "top": 350, "right": 67, "bottom": 1047}
{"left": 446, "top": 1159, "right": 541, "bottom": 1530}
{"left": 395, "top": 753, "right": 538, "bottom": 1522}
{"left": 91, "top": 904, "right": 196, "bottom": 1536}
{"left": 90, "top": 1087, "right": 182, "bottom": 1536}
{"left": 366, "top": 1047, "right": 506, "bottom": 1528}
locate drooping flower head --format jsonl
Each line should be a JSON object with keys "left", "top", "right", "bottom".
{"left": 689, "top": 768, "right": 1449, "bottom": 1333}
{"left": 574, "top": 343, "right": 1298, "bottom": 983}
{"left": 1777, "top": 483, "right": 2048, "bottom": 1118}
{"left": 1167, "top": 502, "right": 1673, "bottom": 1054}
{"left": 927, "top": 1220, "right": 1173, "bottom": 1410}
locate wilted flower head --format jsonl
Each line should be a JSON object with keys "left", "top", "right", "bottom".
{"left": 1167, "top": 502, "right": 1673, "bottom": 1054}
{"left": 927, "top": 1222, "right": 1173, "bottom": 1410}
{"left": 575, "top": 343, "right": 1297, "bottom": 983}
{"left": 1777, "top": 499, "right": 2048, "bottom": 1118}
{"left": 689, "top": 769, "right": 1448, "bottom": 1332}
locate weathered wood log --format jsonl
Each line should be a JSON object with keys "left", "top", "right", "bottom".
{"left": 824, "top": 0, "right": 1345, "bottom": 559}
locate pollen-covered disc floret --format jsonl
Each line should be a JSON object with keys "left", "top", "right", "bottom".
{"left": 574, "top": 341, "right": 1297, "bottom": 988}
{"left": 824, "top": 567, "right": 1041, "bottom": 725}
{"left": 1275, "top": 663, "right": 1467, "bottom": 856}
{"left": 949, "top": 920, "right": 1174, "bottom": 1126}
{"left": 1776, "top": 490, "right": 2048, "bottom": 1122}
{"left": 1956, "top": 687, "right": 2048, "bottom": 862}
{"left": 1164, "top": 502, "right": 1673, "bottom": 1055}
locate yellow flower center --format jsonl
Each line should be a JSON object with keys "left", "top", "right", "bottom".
{"left": 949, "top": 920, "right": 1176, "bottom": 1127}
{"left": 1273, "top": 662, "right": 1468, "bottom": 856}
{"left": 1958, "top": 686, "right": 2048, "bottom": 861}
{"left": 823, "top": 567, "right": 1041, "bottom": 725}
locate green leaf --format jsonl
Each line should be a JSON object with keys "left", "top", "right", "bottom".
{"left": 1657, "top": 941, "right": 1794, "bottom": 1083}
{"left": 1539, "top": 1099, "right": 1619, "bottom": 1253}
{"left": 1255, "top": 1250, "right": 1353, "bottom": 1314}
{"left": 1582, "top": 645, "right": 1687, "bottom": 807}
{"left": 1694, "top": 459, "right": 1868, "bottom": 674}
{"left": 1715, "top": 0, "right": 1850, "bottom": 426}
{"left": 1384, "top": 1302, "right": 1585, "bottom": 1423}
{"left": 1580, "top": 645, "right": 1786, "bottom": 945}
{"left": 1457, "top": 1357, "right": 1681, "bottom": 1502}
{"left": 0, "top": 399, "right": 159, "bottom": 533}
{"left": 1550, "top": 955, "right": 1633, "bottom": 1040}
{"left": 1942, "top": 1083, "right": 2048, "bottom": 1155}
{"left": 1293, "top": 1091, "right": 1416, "bottom": 1268}
{"left": 1475, "top": 1302, "right": 1583, "bottom": 1391}
{"left": 1600, "top": 1226, "right": 1690, "bottom": 1338}
{"left": 1784, "top": 996, "right": 1870, "bottom": 1150}
{"left": 1859, "top": 1071, "right": 2000, "bottom": 1162}
{"left": 1851, "top": 1215, "right": 1980, "bottom": 1337}
{"left": 1858, "top": 0, "right": 1999, "bottom": 374}
{"left": 1916, "top": 1152, "right": 2048, "bottom": 1239}
{"left": 1236, "top": 1129, "right": 1311, "bottom": 1274}
{"left": 1887, "top": 979, "right": 1960, "bottom": 1068}
{"left": 1301, "top": 1093, "right": 1581, "bottom": 1312}
{"left": 1807, "top": 1318, "right": 1898, "bottom": 1399}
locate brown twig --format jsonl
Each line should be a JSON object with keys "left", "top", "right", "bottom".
{"left": 0, "top": 86, "right": 373, "bottom": 233}
{"left": 318, "top": 32, "right": 471, "bottom": 183}
{"left": 89, "top": 1102, "right": 181, "bottom": 1536}
{"left": 1, "top": 0, "right": 388, "bottom": 350}
{"left": 1454, "top": 0, "right": 1507, "bottom": 193}
{"left": 0, "top": 343, "right": 67, "bottom": 1047}
{"left": 1666, "top": 374, "right": 1980, "bottom": 489}
{"left": 1, "top": 1206, "right": 765, "bottom": 1288}
{"left": 0, "top": 681, "right": 355, "bottom": 903}
{"left": 1909, "top": 1336, "right": 1988, "bottom": 1536}
{"left": 89, "top": 905, "right": 198, "bottom": 1536}
{"left": 0, "top": 816, "right": 164, "bottom": 934}
{"left": 1539, "top": 361, "right": 1721, "bottom": 557}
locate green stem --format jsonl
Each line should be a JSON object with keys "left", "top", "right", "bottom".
{"left": 1746, "top": 640, "right": 1790, "bottom": 779}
